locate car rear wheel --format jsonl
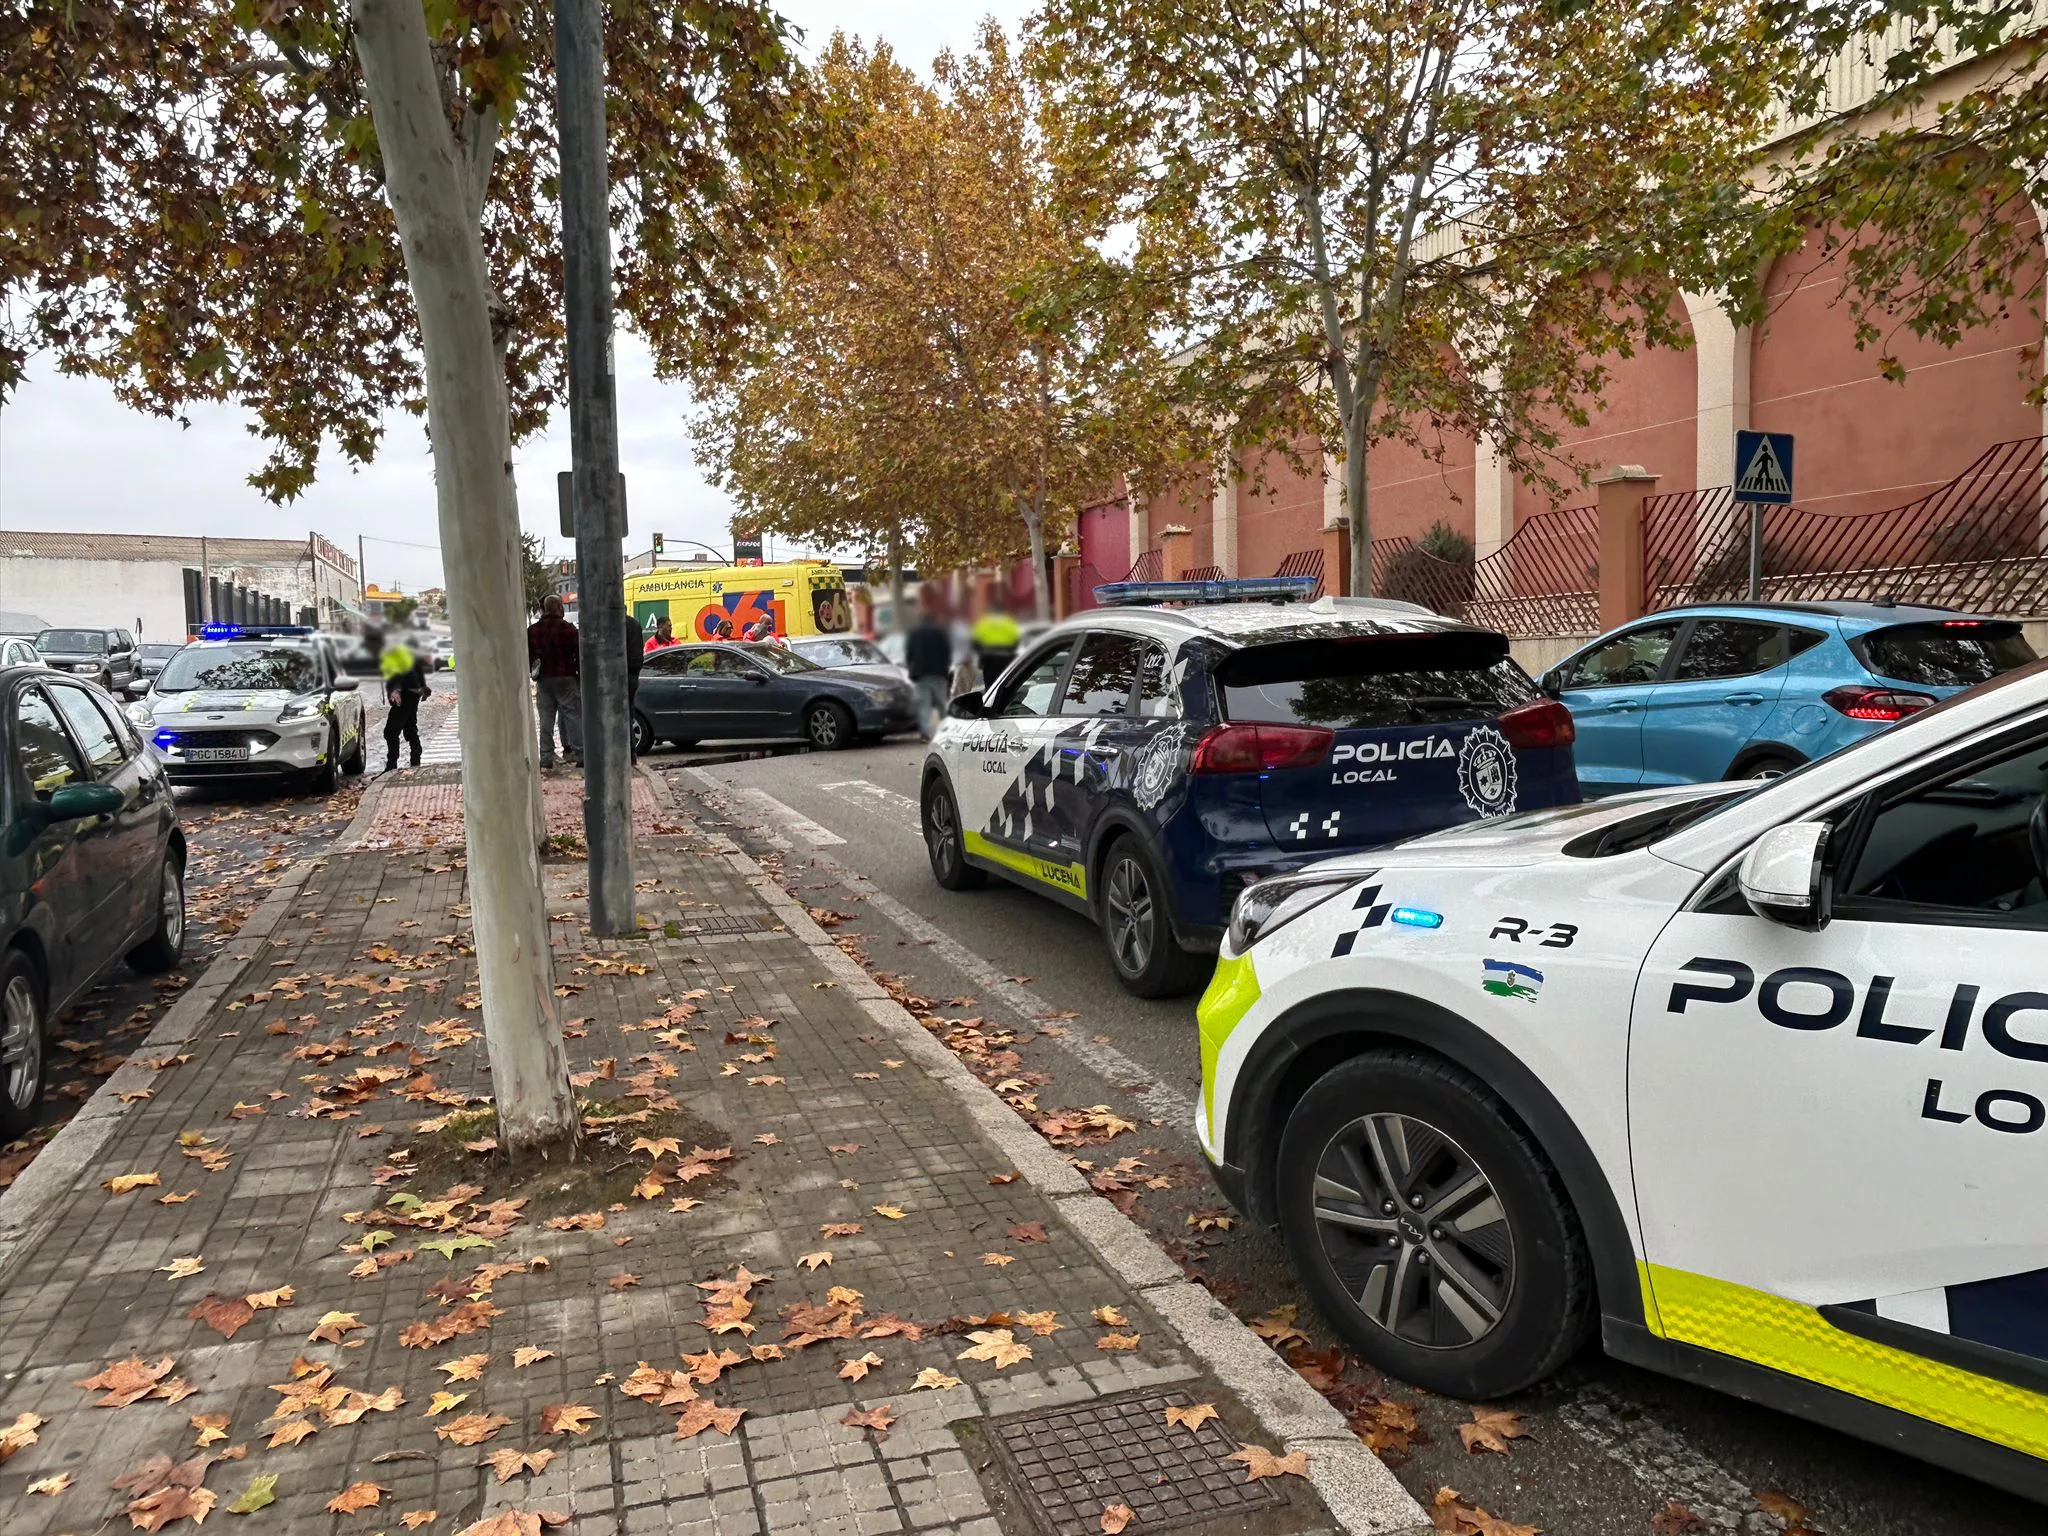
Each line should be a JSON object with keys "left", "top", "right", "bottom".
{"left": 806, "top": 701, "right": 854, "bottom": 750}
{"left": 0, "top": 952, "right": 46, "bottom": 1140}
{"left": 126, "top": 854, "right": 187, "bottom": 974}
{"left": 632, "top": 712, "right": 655, "bottom": 757}
{"left": 921, "top": 779, "right": 986, "bottom": 891}
{"left": 1098, "top": 838, "right": 1210, "bottom": 998}
{"left": 1739, "top": 751, "right": 1802, "bottom": 780}
{"left": 1276, "top": 1050, "right": 1593, "bottom": 1399}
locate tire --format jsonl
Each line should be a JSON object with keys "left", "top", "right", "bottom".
{"left": 1275, "top": 1050, "right": 1594, "bottom": 1399}
{"left": 0, "top": 950, "right": 47, "bottom": 1141}
{"left": 341, "top": 726, "right": 366, "bottom": 777}
{"left": 632, "top": 712, "right": 655, "bottom": 757}
{"left": 1097, "top": 836, "right": 1210, "bottom": 998}
{"left": 310, "top": 727, "right": 339, "bottom": 793}
{"left": 1738, "top": 751, "right": 1802, "bottom": 781}
{"left": 921, "top": 777, "right": 986, "bottom": 891}
{"left": 126, "top": 853, "right": 187, "bottom": 974}
{"left": 805, "top": 701, "right": 854, "bottom": 751}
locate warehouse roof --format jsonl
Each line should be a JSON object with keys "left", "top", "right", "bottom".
{"left": 0, "top": 531, "right": 325, "bottom": 565}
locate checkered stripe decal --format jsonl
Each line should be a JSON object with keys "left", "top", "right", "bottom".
{"left": 1331, "top": 884, "right": 1390, "bottom": 957}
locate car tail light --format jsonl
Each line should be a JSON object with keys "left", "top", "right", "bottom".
{"left": 1823, "top": 685, "right": 1936, "bottom": 722}
{"left": 1190, "top": 722, "right": 1334, "bottom": 773}
{"left": 1498, "top": 697, "right": 1576, "bottom": 749}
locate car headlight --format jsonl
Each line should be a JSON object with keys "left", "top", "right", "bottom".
{"left": 1227, "top": 871, "right": 1364, "bottom": 954}
{"left": 278, "top": 697, "right": 324, "bottom": 722}
{"left": 125, "top": 700, "right": 155, "bottom": 729}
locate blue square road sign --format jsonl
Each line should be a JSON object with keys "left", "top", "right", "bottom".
{"left": 1733, "top": 430, "right": 1795, "bottom": 505}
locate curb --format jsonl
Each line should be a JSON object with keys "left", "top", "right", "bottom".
{"left": 0, "top": 852, "right": 322, "bottom": 1278}
{"left": 644, "top": 765, "right": 1433, "bottom": 1536}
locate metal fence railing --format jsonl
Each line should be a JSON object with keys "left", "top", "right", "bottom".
{"left": 1182, "top": 564, "right": 1226, "bottom": 582}
{"left": 1121, "top": 549, "right": 1162, "bottom": 583}
{"left": 1272, "top": 548, "right": 1326, "bottom": 599}
{"left": 1646, "top": 436, "right": 2048, "bottom": 616}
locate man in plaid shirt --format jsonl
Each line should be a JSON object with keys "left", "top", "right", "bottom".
{"left": 527, "top": 594, "right": 582, "bottom": 768}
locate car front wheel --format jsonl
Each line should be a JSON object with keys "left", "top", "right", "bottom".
{"left": 1097, "top": 838, "right": 1209, "bottom": 998}
{"left": 1276, "top": 1050, "right": 1593, "bottom": 1399}
{"left": 127, "top": 854, "right": 187, "bottom": 974}
{"left": 806, "top": 701, "right": 854, "bottom": 750}
{"left": 0, "top": 951, "right": 46, "bottom": 1140}
{"left": 921, "top": 778, "right": 985, "bottom": 891}
{"left": 632, "top": 712, "right": 654, "bottom": 757}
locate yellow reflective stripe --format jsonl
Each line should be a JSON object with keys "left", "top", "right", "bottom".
{"left": 1643, "top": 1263, "right": 2048, "bottom": 1459}
{"left": 961, "top": 831, "right": 1087, "bottom": 900}
{"left": 1196, "top": 953, "right": 1261, "bottom": 1145}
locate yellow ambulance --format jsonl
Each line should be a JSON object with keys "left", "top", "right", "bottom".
{"left": 623, "top": 561, "right": 854, "bottom": 643}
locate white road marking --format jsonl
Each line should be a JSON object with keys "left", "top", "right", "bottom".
{"left": 683, "top": 769, "right": 1197, "bottom": 1128}
{"left": 819, "top": 778, "right": 920, "bottom": 826}
{"left": 1555, "top": 1384, "right": 1776, "bottom": 1533}
{"left": 736, "top": 786, "right": 846, "bottom": 845}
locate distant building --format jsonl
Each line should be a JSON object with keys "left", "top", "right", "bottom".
{"left": 0, "top": 531, "right": 363, "bottom": 641}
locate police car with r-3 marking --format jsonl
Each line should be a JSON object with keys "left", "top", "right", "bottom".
{"left": 1199, "top": 653, "right": 2048, "bottom": 1499}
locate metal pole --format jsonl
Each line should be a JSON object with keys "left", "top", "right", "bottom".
{"left": 1745, "top": 503, "right": 1763, "bottom": 601}
{"left": 201, "top": 536, "right": 213, "bottom": 622}
{"left": 553, "top": 0, "right": 633, "bottom": 936}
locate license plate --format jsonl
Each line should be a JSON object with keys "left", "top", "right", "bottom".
{"left": 185, "top": 746, "right": 249, "bottom": 763}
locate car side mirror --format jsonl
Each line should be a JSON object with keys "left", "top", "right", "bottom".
{"left": 43, "top": 782, "right": 123, "bottom": 822}
{"left": 332, "top": 678, "right": 359, "bottom": 692}
{"left": 948, "top": 689, "right": 988, "bottom": 719}
{"left": 1538, "top": 667, "right": 1566, "bottom": 697}
{"left": 1738, "top": 821, "right": 1831, "bottom": 929}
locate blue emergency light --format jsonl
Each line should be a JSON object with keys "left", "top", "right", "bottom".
{"left": 1390, "top": 907, "right": 1444, "bottom": 929}
{"left": 199, "top": 624, "right": 314, "bottom": 641}
{"left": 1092, "top": 576, "right": 1318, "bottom": 607}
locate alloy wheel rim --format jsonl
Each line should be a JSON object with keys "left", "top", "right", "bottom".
{"left": 812, "top": 709, "right": 837, "bottom": 746}
{"left": 161, "top": 864, "right": 184, "bottom": 952}
{"left": 927, "top": 793, "right": 957, "bottom": 872}
{"left": 1, "top": 976, "right": 40, "bottom": 1112}
{"left": 1310, "top": 1112, "right": 1514, "bottom": 1349}
{"left": 1105, "top": 857, "right": 1153, "bottom": 973}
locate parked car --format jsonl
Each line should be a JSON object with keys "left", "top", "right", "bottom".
{"left": 1199, "top": 652, "right": 2048, "bottom": 1500}
{"left": 1542, "top": 600, "right": 2038, "bottom": 793}
{"left": 0, "top": 663, "right": 185, "bottom": 1137}
{"left": 630, "top": 640, "right": 917, "bottom": 755}
{"left": 34, "top": 627, "right": 140, "bottom": 693}
{"left": 135, "top": 643, "right": 185, "bottom": 685}
{"left": 919, "top": 590, "right": 1581, "bottom": 996}
{"left": 787, "top": 635, "right": 910, "bottom": 682}
{"left": 0, "top": 639, "right": 45, "bottom": 670}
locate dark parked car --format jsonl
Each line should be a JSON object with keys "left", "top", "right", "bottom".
{"left": 0, "top": 666, "right": 184, "bottom": 1137}
{"left": 631, "top": 641, "right": 917, "bottom": 752}
{"left": 34, "top": 628, "right": 139, "bottom": 693}
{"left": 136, "top": 642, "right": 186, "bottom": 684}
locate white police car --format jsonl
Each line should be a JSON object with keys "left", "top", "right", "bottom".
{"left": 128, "top": 625, "right": 367, "bottom": 792}
{"left": 920, "top": 583, "right": 1579, "bottom": 996}
{"left": 1199, "top": 654, "right": 2048, "bottom": 1497}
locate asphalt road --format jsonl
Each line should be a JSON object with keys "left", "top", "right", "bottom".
{"left": 654, "top": 733, "right": 2038, "bottom": 1536}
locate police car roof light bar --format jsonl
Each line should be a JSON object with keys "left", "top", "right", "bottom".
{"left": 199, "top": 624, "right": 314, "bottom": 641}
{"left": 1092, "top": 575, "right": 1319, "bottom": 607}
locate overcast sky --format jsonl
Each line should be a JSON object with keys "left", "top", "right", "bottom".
{"left": 0, "top": 1, "right": 1031, "bottom": 596}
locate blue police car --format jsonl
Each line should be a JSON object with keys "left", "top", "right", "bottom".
{"left": 920, "top": 583, "right": 1582, "bottom": 996}
{"left": 1540, "top": 600, "right": 2038, "bottom": 793}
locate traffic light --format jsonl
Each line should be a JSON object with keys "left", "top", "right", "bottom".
{"left": 652, "top": 532, "right": 664, "bottom": 557}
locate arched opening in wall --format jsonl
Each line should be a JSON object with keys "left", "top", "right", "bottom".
{"left": 1750, "top": 207, "right": 2045, "bottom": 523}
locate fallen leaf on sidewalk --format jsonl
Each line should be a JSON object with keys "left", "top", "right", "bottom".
{"left": 130, "top": 1486, "right": 218, "bottom": 1528}
{"left": 671, "top": 1400, "right": 744, "bottom": 1439}
{"left": 438, "top": 1354, "right": 490, "bottom": 1382}
{"left": 871, "top": 1204, "right": 906, "bottom": 1220}
{"left": 328, "top": 1481, "right": 385, "bottom": 1513}
{"left": 828, "top": 1143, "right": 861, "bottom": 1155}
{"left": 1185, "top": 1209, "right": 1233, "bottom": 1231}
{"left": 309, "top": 1311, "right": 363, "bottom": 1344}
{"left": 1097, "top": 1333, "right": 1141, "bottom": 1351}
{"left": 159, "top": 1255, "right": 205, "bottom": 1279}
{"left": 225, "top": 1474, "right": 279, "bottom": 1515}
{"left": 841, "top": 1405, "right": 895, "bottom": 1438}
{"left": 77, "top": 1355, "right": 178, "bottom": 1407}
{"left": 958, "top": 1329, "right": 1033, "bottom": 1369}
{"left": 512, "top": 1347, "right": 554, "bottom": 1368}
{"left": 1015, "top": 1310, "right": 1061, "bottom": 1336}
{"left": 26, "top": 1472, "right": 70, "bottom": 1495}
{"left": 158, "top": 1190, "right": 197, "bottom": 1204}
{"left": 910, "top": 1368, "right": 961, "bottom": 1391}
{"left": 427, "top": 1392, "right": 469, "bottom": 1416}
{"left": 190, "top": 1414, "right": 230, "bottom": 1447}
{"left": 104, "top": 1171, "right": 162, "bottom": 1194}
{"left": 1430, "top": 1486, "right": 1542, "bottom": 1536}
{"left": 1228, "top": 1445, "right": 1310, "bottom": 1481}
{"left": 682, "top": 1349, "right": 745, "bottom": 1384}
{"left": 988, "top": 1172, "right": 1019, "bottom": 1185}
{"left": 1101, "top": 1501, "right": 1134, "bottom": 1533}
{"left": 484, "top": 1448, "right": 555, "bottom": 1483}
{"left": 0, "top": 1411, "right": 44, "bottom": 1457}
{"left": 608, "top": 1272, "right": 641, "bottom": 1291}
{"left": 1649, "top": 1503, "right": 1711, "bottom": 1535}
{"left": 435, "top": 1413, "right": 512, "bottom": 1446}
{"left": 630, "top": 1136, "right": 682, "bottom": 1159}
{"left": 543, "top": 1212, "right": 605, "bottom": 1231}
{"left": 1006, "top": 1221, "right": 1048, "bottom": 1244}
{"left": 268, "top": 1419, "right": 317, "bottom": 1448}
{"left": 246, "top": 1286, "right": 294, "bottom": 1310}
{"left": 1092, "top": 1306, "right": 1128, "bottom": 1327}
{"left": 1458, "top": 1407, "right": 1531, "bottom": 1456}
{"left": 753, "top": 1132, "right": 781, "bottom": 1145}
{"left": 799, "top": 1251, "right": 832, "bottom": 1271}
{"left": 838, "top": 1352, "right": 883, "bottom": 1382}
{"left": 540, "top": 1404, "right": 599, "bottom": 1435}
{"left": 981, "top": 1253, "right": 1013, "bottom": 1266}
{"left": 400, "top": 1510, "right": 438, "bottom": 1529}
{"left": 1165, "top": 1402, "right": 1219, "bottom": 1432}
{"left": 1248, "top": 1307, "right": 1307, "bottom": 1349}
{"left": 821, "top": 1222, "right": 862, "bottom": 1237}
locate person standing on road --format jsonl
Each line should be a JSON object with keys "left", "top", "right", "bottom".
{"left": 380, "top": 635, "right": 430, "bottom": 772}
{"left": 626, "top": 605, "right": 646, "bottom": 760}
{"left": 527, "top": 594, "right": 582, "bottom": 769}
{"left": 970, "top": 599, "right": 1021, "bottom": 689}
{"left": 906, "top": 588, "right": 953, "bottom": 739}
{"left": 643, "top": 615, "right": 679, "bottom": 653}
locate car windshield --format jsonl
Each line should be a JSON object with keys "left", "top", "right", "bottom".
{"left": 155, "top": 644, "right": 320, "bottom": 693}
{"left": 743, "top": 644, "right": 820, "bottom": 674}
{"left": 1218, "top": 630, "right": 1533, "bottom": 728}
{"left": 36, "top": 630, "right": 105, "bottom": 653}
{"left": 793, "top": 638, "right": 890, "bottom": 667}
{"left": 1852, "top": 621, "right": 2037, "bottom": 687}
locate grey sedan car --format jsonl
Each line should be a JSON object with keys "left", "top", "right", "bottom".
{"left": 631, "top": 641, "right": 916, "bottom": 752}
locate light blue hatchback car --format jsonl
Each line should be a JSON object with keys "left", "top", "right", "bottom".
{"left": 1539, "top": 600, "right": 2038, "bottom": 793}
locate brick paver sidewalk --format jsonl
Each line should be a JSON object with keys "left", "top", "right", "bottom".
{"left": 0, "top": 772, "right": 1419, "bottom": 1535}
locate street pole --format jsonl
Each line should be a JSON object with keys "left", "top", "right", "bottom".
{"left": 1745, "top": 503, "right": 1764, "bottom": 601}
{"left": 553, "top": 0, "right": 633, "bottom": 937}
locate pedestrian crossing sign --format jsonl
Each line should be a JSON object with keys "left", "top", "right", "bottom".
{"left": 1734, "top": 430, "right": 1795, "bottom": 505}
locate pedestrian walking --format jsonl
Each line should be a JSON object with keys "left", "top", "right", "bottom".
{"left": 527, "top": 594, "right": 583, "bottom": 769}
{"left": 643, "top": 615, "right": 680, "bottom": 653}
{"left": 906, "top": 587, "right": 953, "bottom": 739}
{"left": 380, "top": 635, "right": 430, "bottom": 771}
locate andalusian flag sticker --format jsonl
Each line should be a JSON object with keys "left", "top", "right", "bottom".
{"left": 1482, "top": 958, "right": 1543, "bottom": 1001}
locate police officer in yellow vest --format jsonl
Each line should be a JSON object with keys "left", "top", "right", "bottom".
{"left": 380, "top": 637, "right": 431, "bottom": 771}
